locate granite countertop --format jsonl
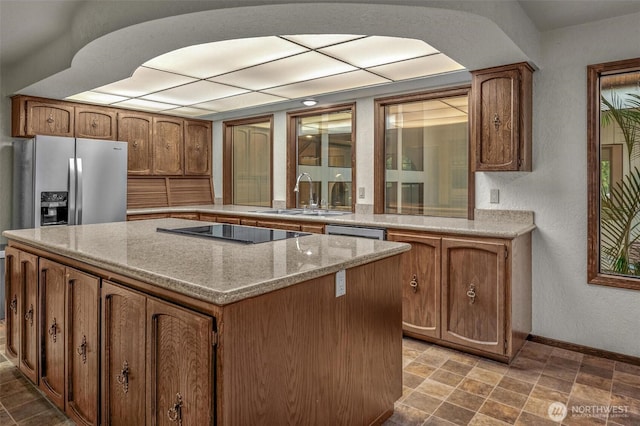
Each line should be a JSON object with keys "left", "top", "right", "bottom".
{"left": 128, "top": 205, "right": 536, "bottom": 238}
{"left": 2, "top": 219, "right": 410, "bottom": 305}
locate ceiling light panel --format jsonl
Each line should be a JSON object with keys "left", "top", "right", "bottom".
{"left": 143, "top": 36, "right": 308, "bottom": 79}
{"left": 319, "top": 36, "right": 439, "bottom": 68}
{"left": 282, "top": 34, "right": 364, "bottom": 49}
{"left": 369, "top": 54, "right": 464, "bottom": 81}
{"left": 141, "top": 80, "right": 249, "bottom": 105}
{"left": 113, "top": 98, "right": 180, "bottom": 112}
{"left": 194, "top": 92, "right": 288, "bottom": 112}
{"left": 165, "top": 106, "right": 217, "bottom": 117}
{"left": 95, "top": 67, "right": 198, "bottom": 97}
{"left": 263, "top": 70, "right": 389, "bottom": 99}
{"left": 66, "top": 91, "right": 128, "bottom": 104}
{"left": 209, "top": 52, "right": 357, "bottom": 91}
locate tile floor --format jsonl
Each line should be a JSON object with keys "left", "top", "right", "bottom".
{"left": 1, "top": 320, "right": 639, "bottom": 425}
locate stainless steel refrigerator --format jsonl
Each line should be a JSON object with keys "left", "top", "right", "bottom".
{"left": 13, "top": 135, "right": 127, "bottom": 229}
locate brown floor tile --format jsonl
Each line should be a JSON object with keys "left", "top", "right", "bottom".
{"left": 607, "top": 410, "right": 640, "bottom": 426}
{"left": 0, "top": 408, "right": 16, "bottom": 426}
{"left": 398, "top": 386, "right": 414, "bottom": 404}
{"left": 476, "top": 359, "right": 509, "bottom": 375}
{"left": 403, "top": 347, "right": 425, "bottom": 361}
{"left": 447, "top": 352, "right": 480, "bottom": 367}
{"left": 478, "top": 399, "right": 520, "bottom": 424}
{"left": 504, "top": 367, "right": 540, "bottom": 384}
{"left": 550, "top": 348, "right": 583, "bottom": 363}
{"left": 0, "top": 378, "right": 32, "bottom": 400}
{"left": 416, "top": 351, "right": 449, "bottom": 369}
{"left": 562, "top": 403, "right": 607, "bottom": 425}
{"left": 0, "top": 383, "right": 42, "bottom": 411}
{"left": 542, "top": 363, "right": 579, "bottom": 383}
{"left": 578, "top": 363, "right": 613, "bottom": 380}
{"left": 15, "top": 408, "right": 68, "bottom": 426}
{"left": 570, "top": 383, "right": 611, "bottom": 406}
{"left": 509, "top": 356, "right": 545, "bottom": 373}
{"left": 614, "top": 370, "right": 640, "bottom": 388}
{"left": 488, "top": 387, "right": 528, "bottom": 410}
{"left": 403, "top": 371, "right": 427, "bottom": 389}
{"left": 529, "top": 384, "right": 570, "bottom": 404}
{"left": 574, "top": 371, "right": 611, "bottom": 392}
{"left": 423, "top": 416, "right": 458, "bottom": 425}
{"left": 497, "top": 376, "right": 534, "bottom": 396}
{"left": 458, "top": 378, "right": 495, "bottom": 398}
{"left": 441, "top": 359, "right": 475, "bottom": 376}
{"left": 615, "top": 362, "right": 640, "bottom": 377}
{"left": 580, "top": 355, "right": 614, "bottom": 371}
{"left": 446, "top": 389, "right": 486, "bottom": 412}
{"left": 0, "top": 366, "right": 23, "bottom": 386}
{"left": 433, "top": 401, "right": 476, "bottom": 425}
{"left": 388, "top": 403, "right": 430, "bottom": 426}
{"left": 610, "top": 393, "right": 640, "bottom": 414}
{"left": 517, "top": 348, "right": 551, "bottom": 365}
{"left": 469, "top": 413, "right": 510, "bottom": 425}
{"left": 547, "top": 355, "right": 581, "bottom": 371}
{"left": 536, "top": 374, "right": 574, "bottom": 394}
{"left": 403, "top": 337, "right": 433, "bottom": 352}
{"left": 612, "top": 381, "right": 640, "bottom": 400}
{"left": 416, "top": 379, "right": 455, "bottom": 400}
{"left": 402, "top": 391, "right": 443, "bottom": 415}
{"left": 466, "top": 367, "right": 503, "bottom": 386}
{"left": 515, "top": 411, "right": 557, "bottom": 425}
{"left": 431, "top": 369, "right": 465, "bottom": 387}
{"left": 405, "top": 361, "right": 436, "bottom": 378}
{"left": 522, "top": 397, "right": 555, "bottom": 419}
{"left": 6, "top": 397, "right": 55, "bottom": 422}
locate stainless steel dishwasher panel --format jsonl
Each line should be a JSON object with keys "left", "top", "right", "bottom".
{"left": 325, "top": 224, "right": 386, "bottom": 240}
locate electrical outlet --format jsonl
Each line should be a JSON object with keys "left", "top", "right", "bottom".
{"left": 336, "top": 269, "right": 346, "bottom": 297}
{"left": 358, "top": 187, "right": 365, "bottom": 199}
{"left": 490, "top": 189, "right": 500, "bottom": 204}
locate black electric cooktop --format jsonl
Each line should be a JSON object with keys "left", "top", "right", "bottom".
{"left": 157, "top": 224, "right": 310, "bottom": 244}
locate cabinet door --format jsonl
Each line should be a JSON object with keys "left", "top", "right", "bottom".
{"left": 66, "top": 268, "right": 100, "bottom": 426}
{"left": 301, "top": 223, "right": 325, "bottom": 234}
{"left": 387, "top": 232, "right": 441, "bottom": 339}
{"left": 75, "top": 105, "right": 117, "bottom": 139}
{"left": 19, "top": 251, "right": 39, "bottom": 383}
{"left": 153, "top": 116, "right": 184, "bottom": 175}
{"left": 147, "top": 298, "right": 214, "bottom": 426}
{"left": 184, "top": 120, "right": 211, "bottom": 176}
{"left": 441, "top": 238, "right": 506, "bottom": 355}
{"left": 256, "top": 220, "right": 300, "bottom": 231}
{"left": 39, "top": 258, "right": 67, "bottom": 410}
{"left": 102, "top": 281, "right": 147, "bottom": 426}
{"left": 5, "top": 247, "right": 21, "bottom": 364}
{"left": 25, "top": 100, "right": 75, "bottom": 137}
{"left": 118, "top": 112, "right": 153, "bottom": 175}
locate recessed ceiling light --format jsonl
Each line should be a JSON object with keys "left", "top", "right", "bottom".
{"left": 302, "top": 99, "right": 318, "bottom": 106}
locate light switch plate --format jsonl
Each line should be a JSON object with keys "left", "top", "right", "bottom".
{"left": 358, "top": 187, "right": 365, "bottom": 199}
{"left": 336, "top": 269, "right": 346, "bottom": 297}
{"left": 490, "top": 189, "right": 500, "bottom": 204}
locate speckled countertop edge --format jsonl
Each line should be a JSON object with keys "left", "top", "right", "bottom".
{"left": 128, "top": 205, "right": 536, "bottom": 238}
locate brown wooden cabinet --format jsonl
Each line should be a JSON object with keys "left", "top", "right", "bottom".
{"left": 184, "top": 120, "right": 212, "bottom": 176}
{"left": 388, "top": 229, "right": 531, "bottom": 362}
{"left": 118, "top": 112, "right": 154, "bottom": 175}
{"left": 4, "top": 247, "right": 39, "bottom": 383}
{"left": 471, "top": 62, "right": 533, "bottom": 171}
{"left": 15, "top": 98, "right": 76, "bottom": 138}
{"left": 153, "top": 116, "right": 184, "bottom": 175}
{"left": 387, "top": 231, "right": 441, "bottom": 340}
{"left": 75, "top": 105, "right": 117, "bottom": 140}
{"left": 256, "top": 220, "right": 301, "bottom": 231}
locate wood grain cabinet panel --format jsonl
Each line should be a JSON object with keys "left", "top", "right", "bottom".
{"left": 25, "top": 100, "right": 75, "bottom": 137}
{"left": 153, "top": 116, "right": 184, "bottom": 175}
{"left": 471, "top": 62, "right": 532, "bottom": 171}
{"left": 256, "top": 220, "right": 300, "bottom": 231}
{"left": 441, "top": 238, "right": 506, "bottom": 355}
{"left": 75, "top": 106, "right": 117, "bottom": 140}
{"left": 387, "top": 231, "right": 441, "bottom": 340}
{"left": 4, "top": 247, "right": 39, "bottom": 383}
{"left": 118, "top": 112, "right": 153, "bottom": 175}
{"left": 39, "top": 258, "right": 68, "bottom": 410}
{"left": 184, "top": 120, "right": 211, "bottom": 176}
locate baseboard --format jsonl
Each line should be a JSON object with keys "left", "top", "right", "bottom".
{"left": 528, "top": 334, "right": 640, "bottom": 366}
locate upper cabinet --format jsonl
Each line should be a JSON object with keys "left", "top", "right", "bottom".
{"left": 184, "top": 120, "right": 212, "bottom": 176}
{"left": 471, "top": 62, "right": 533, "bottom": 172}
{"left": 13, "top": 97, "right": 75, "bottom": 138}
{"left": 118, "top": 112, "right": 153, "bottom": 175}
{"left": 152, "top": 116, "right": 184, "bottom": 175}
{"left": 75, "top": 105, "right": 117, "bottom": 140}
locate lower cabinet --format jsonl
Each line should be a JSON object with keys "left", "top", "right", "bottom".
{"left": 102, "top": 281, "right": 216, "bottom": 426}
{"left": 388, "top": 230, "right": 531, "bottom": 362}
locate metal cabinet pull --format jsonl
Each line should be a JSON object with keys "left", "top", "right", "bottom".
{"left": 76, "top": 335, "right": 87, "bottom": 364}
{"left": 24, "top": 304, "right": 34, "bottom": 326}
{"left": 409, "top": 274, "right": 418, "bottom": 293}
{"left": 116, "top": 361, "right": 130, "bottom": 394}
{"left": 167, "top": 392, "right": 183, "bottom": 424}
{"left": 9, "top": 295, "right": 17, "bottom": 314}
{"left": 48, "top": 318, "right": 58, "bottom": 342}
{"left": 467, "top": 284, "right": 476, "bottom": 304}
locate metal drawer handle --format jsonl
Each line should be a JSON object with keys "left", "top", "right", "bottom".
{"left": 24, "top": 304, "right": 34, "bottom": 326}
{"left": 76, "top": 335, "right": 87, "bottom": 364}
{"left": 167, "top": 392, "right": 183, "bottom": 424}
{"left": 467, "top": 283, "right": 476, "bottom": 304}
{"left": 409, "top": 274, "right": 418, "bottom": 293}
{"left": 48, "top": 318, "right": 58, "bottom": 343}
{"left": 9, "top": 295, "right": 17, "bottom": 314}
{"left": 116, "top": 360, "right": 130, "bottom": 394}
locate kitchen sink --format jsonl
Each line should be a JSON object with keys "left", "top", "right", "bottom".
{"left": 255, "top": 208, "right": 351, "bottom": 217}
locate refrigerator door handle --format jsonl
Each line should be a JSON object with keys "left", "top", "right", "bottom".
{"left": 69, "top": 158, "right": 76, "bottom": 225}
{"left": 77, "top": 158, "right": 83, "bottom": 225}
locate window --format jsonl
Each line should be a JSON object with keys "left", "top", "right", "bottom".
{"left": 588, "top": 58, "right": 640, "bottom": 290}
{"left": 223, "top": 116, "right": 273, "bottom": 207}
{"left": 287, "top": 104, "right": 355, "bottom": 211}
{"left": 374, "top": 87, "right": 473, "bottom": 218}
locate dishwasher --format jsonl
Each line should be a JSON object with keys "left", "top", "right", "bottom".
{"left": 325, "top": 224, "right": 386, "bottom": 240}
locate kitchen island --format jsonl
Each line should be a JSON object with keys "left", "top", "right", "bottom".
{"left": 3, "top": 219, "right": 410, "bottom": 426}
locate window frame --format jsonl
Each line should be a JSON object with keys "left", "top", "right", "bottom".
{"left": 286, "top": 103, "right": 356, "bottom": 210}
{"left": 373, "top": 86, "right": 475, "bottom": 218}
{"left": 222, "top": 114, "right": 274, "bottom": 206}
{"left": 587, "top": 57, "right": 640, "bottom": 290}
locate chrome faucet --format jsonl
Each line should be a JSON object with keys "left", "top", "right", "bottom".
{"left": 294, "top": 172, "right": 317, "bottom": 209}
